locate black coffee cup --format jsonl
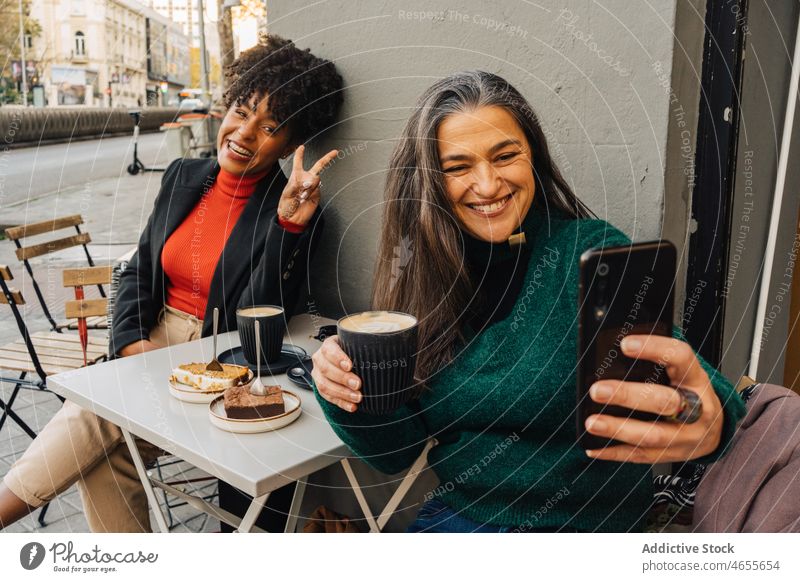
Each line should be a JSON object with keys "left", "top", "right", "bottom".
{"left": 337, "top": 310, "right": 418, "bottom": 414}
{"left": 237, "top": 305, "right": 285, "bottom": 366}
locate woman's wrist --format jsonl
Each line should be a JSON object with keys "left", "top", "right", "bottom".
{"left": 278, "top": 215, "right": 308, "bottom": 233}
{"left": 119, "top": 339, "right": 156, "bottom": 357}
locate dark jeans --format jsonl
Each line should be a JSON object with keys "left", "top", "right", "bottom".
{"left": 406, "top": 498, "right": 581, "bottom": 533}
{"left": 218, "top": 480, "right": 296, "bottom": 532}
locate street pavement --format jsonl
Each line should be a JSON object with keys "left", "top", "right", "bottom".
{"left": 1, "top": 132, "right": 173, "bottom": 209}
{"left": 0, "top": 137, "right": 219, "bottom": 533}
{"left": 0, "top": 132, "right": 175, "bottom": 346}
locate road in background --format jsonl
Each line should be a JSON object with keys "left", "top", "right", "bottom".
{"left": 1, "top": 132, "right": 173, "bottom": 209}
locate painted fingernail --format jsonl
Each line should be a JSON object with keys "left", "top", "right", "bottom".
{"left": 622, "top": 337, "right": 642, "bottom": 351}
{"left": 591, "top": 383, "right": 613, "bottom": 400}
{"left": 348, "top": 378, "right": 359, "bottom": 389}
{"left": 587, "top": 417, "right": 607, "bottom": 432}
{"left": 349, "top": 404, "right": 356, "bottom": 412}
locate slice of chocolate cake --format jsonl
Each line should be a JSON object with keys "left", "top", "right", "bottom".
{"left": 223, "top": 384, "right": 285, "bottom": 420}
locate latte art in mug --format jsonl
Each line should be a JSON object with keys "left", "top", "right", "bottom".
{"left": 338, "top": 311, "right": 417, "bottom": 334}
{"left": 237, "top": 306, "right": 283, "bottom": 318}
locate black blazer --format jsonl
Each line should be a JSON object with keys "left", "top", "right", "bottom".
{"left": 110, "top": 157, "right": 323, "bottom": 356}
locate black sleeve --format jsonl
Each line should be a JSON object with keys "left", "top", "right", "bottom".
{"left": 109, "top": 159, "right": 180, "bottom": 357}
{"left": 236, "top": 210, "right": 325, "bottom": 318}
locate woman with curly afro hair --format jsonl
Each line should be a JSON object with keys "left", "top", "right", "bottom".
{"left": 0, "top": 35, "right": 343, "bottom": 532}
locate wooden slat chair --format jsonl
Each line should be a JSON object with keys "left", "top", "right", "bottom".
{"left": 62, "top": 266, "right": 112, "bottom": 364}
{"left": 4, "top": 215, "right": 108, "bottom": 332}
{"left": 0, "top": 265, "right": 107, "bottom": 438}
{"left": 0, "top": 264, "right": 108, "bottom": 526}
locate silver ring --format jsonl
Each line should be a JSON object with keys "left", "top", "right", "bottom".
{"left": 669, "top": 388, "right": 702, "bottom": 424}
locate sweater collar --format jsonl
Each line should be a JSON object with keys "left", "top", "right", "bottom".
{"left": 215, "top": 167, "right": 270, "bottom": 199}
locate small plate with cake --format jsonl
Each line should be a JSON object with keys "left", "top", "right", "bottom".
{"left": 169, "top": 363, "right": 253, "bottom": 404}
{"left": 208, "top": 384, "right": 302, "bottom": 433}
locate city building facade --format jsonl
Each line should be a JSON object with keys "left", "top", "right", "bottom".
{"left": 26, "top": 0, "right": 190, "bottom": 107}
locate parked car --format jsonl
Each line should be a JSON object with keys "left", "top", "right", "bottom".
{"left": 177, "top": 98, "right": 206, "bottom": 112}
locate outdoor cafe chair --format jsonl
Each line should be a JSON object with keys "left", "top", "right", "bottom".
{"left": 0, "top": 264, "right": 108, "bottom": 526}
{"left": 4, "top": 214, "right": 108, "bottom": 333}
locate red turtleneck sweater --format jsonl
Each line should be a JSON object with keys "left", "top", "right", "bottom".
{"left": 161, "top": 168, "right": 304, "bottom": 318}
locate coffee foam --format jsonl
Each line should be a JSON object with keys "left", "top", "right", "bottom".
{"left": 237, "top": 306, "right": 283, "bottom": 317}
{"left": 339, "top": 311, "right": 416, "bottom": 334}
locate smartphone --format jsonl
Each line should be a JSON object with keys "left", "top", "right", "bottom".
{"left": 576, "top": 240, "right": 676, "bottom": 450}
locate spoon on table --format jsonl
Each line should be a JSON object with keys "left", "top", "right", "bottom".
{"left": 205, "top": 307, "right": 224, "bottom": 372}
{"left": 250, "top": 320, "right": 268, "bottom": 396}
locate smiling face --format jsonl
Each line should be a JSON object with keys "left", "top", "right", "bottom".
{"left": 436, "top": 105, "right": 536, "bottom": 243}
{"left": 217, "top": 92, "right": 295, "bottom": 176}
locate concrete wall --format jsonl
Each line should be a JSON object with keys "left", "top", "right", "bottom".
{"left": 268, "top": 0, "right": 682, "bottom": 316}
{"left": 0, "top": 107, "right": 181, "bottom": 146}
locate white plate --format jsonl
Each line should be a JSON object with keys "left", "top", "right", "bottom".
{"left": 168, "top": 370, "right": 253, "bottom": 404}
{"left": 208, "top": 390, "right": 302, "bottom": 433}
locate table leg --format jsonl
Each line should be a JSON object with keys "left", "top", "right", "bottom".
{"left": 341, "top": 440, "right": 434, "bottom": 533}
{"left": 284, "top": 477, "right": 307, "bottom": 533}
{"left": 340, "top": 458, "right": 381, "bottom": 532}
{"left": 149, "top": 475, "right": 264, "bottom": 532}
{"left": 376, "top": 440, "right": 434, "bottom": 530}
{"left": 236, "top": 492, "right": 270, "bottom": 533}
{"left": 121, "top": 427, "right": 169, "bottom": 533}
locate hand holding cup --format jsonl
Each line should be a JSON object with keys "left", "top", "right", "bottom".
{"left": 311, "top": 335, "right": 362, "bottom": 413}
{"left": 312, "top": 311, "right": 418, "bottom": 414}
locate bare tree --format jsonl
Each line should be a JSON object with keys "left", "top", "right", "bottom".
{"left": 216, "top": 0, "right": 266, "bottom": 92}
{"left": 217, "top": 0, "right": 235, "bottom": 89}
{"left": 1, "top": 0, "right": 42, "bottom": 102}
{"left": 0, "top": 0, "right": 41, "bottom": 59}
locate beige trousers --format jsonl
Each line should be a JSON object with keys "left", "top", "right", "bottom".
{"left": 3, "top": 305, "right": 203, "bottom": 532}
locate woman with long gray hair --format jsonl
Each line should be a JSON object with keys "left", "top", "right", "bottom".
{"left": 311, "top": 71, "right": 745, "bottom": 532}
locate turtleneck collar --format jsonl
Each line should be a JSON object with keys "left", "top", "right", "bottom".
{"left": 215, "top": 167, "right": 270, "bottom": 199}
{"left": 462, "top": 198, "right": 549, "bottom": 268}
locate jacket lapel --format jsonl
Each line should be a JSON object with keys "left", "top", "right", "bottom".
{"left": 163, "top": 158, "right": 221, "bottom": 237}
{"left": 204, "top": 163, "right": 288, "bottom": 325}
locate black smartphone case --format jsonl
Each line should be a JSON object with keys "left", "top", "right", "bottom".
{"left": 576, "top": 240, "right": 676, "bottom": 450}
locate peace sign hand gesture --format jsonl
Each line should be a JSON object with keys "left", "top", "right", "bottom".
{"left": 278, "top": 145, "right": 338, "bottom": 227}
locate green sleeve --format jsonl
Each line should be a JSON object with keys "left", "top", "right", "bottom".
{"left": 313, "top": 381, "right": 430, "bottom": 475}
{"left": 671, "top": 325, "right": 746, "bottom": 464}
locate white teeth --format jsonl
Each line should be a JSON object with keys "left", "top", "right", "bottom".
{"left": 228, "top": 140, "right": 253, "bottom": 157}
{"left": 469, "top": 195, "right": 510, "bottom": 214}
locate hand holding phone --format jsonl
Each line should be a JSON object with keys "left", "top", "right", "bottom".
{"left": 576, "top": 240, "right": 724, "bottom": 462}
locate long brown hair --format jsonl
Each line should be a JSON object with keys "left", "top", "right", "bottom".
{"left": 372, "top": 71, "right": 595, "bottom": 383}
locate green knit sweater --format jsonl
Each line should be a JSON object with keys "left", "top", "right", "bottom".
{"left": 315, "top": 204, "right": 746, "bottom": 532}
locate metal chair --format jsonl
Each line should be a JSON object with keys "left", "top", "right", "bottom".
{"left": 0, "top": 264, "right": 108, "bottom": 525}
{"left": 4, "top": 215, "right": 108, "bottom": 332}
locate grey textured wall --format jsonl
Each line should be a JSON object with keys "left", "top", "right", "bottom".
{"left": 269, "top": 0, "right": 680, "bottom": 317}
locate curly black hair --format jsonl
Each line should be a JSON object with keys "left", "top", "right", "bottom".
{"left": 223, "top": 34, "right": 344, "bottom": 145}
